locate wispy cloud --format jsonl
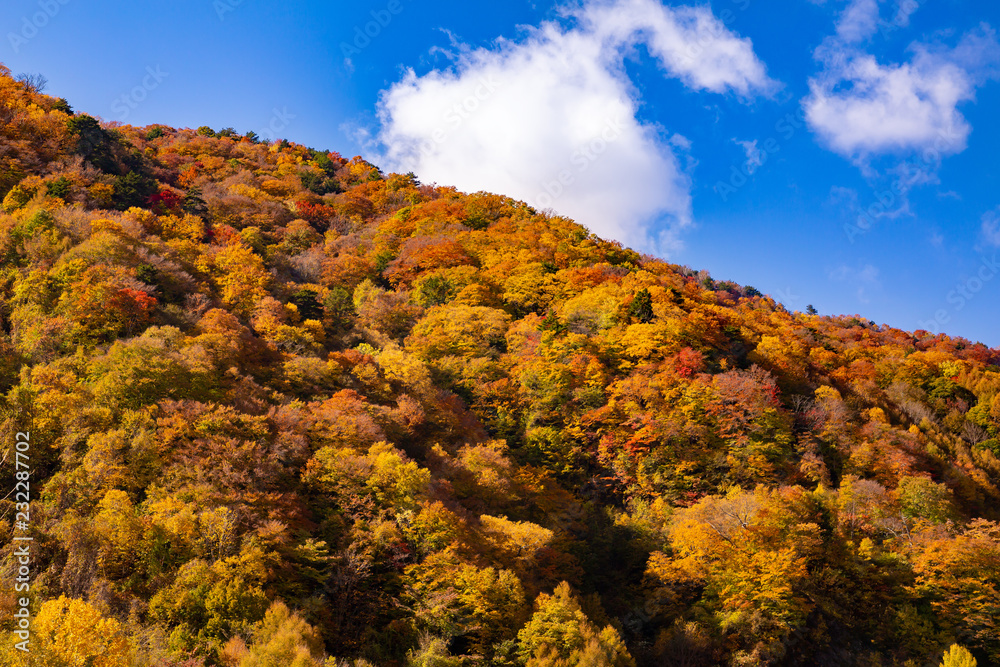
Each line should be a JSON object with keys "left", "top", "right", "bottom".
{"left": 805, "top": 20, "right": 1000, "bottom": 161}
{"left": 370, "top": 0, "right": 777, "bottom": 255}
{"left": 982, "top": 207, "right": 1000, "bottom": 247}
{"left": 836, "top": 0, "right": 880, "bottom": 43}
{"left": 829, "top": 262, "right": 881, "bottom": 303}
{"left": 735, "top": 139, "right": 765, "bottom": 172}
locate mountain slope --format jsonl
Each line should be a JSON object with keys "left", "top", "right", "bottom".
{"left": 1, "top": 65, "right": 999, "bottom": 666}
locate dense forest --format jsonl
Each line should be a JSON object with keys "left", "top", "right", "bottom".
{"left": 0, "top": 64, "right": 998, "bottom": 666}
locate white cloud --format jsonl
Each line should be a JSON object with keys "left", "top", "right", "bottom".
{"left": 372, "top": 0, "right": 776, "bottom": 255}
{"left": 893, "top": 0, "right": 920, "bottom": 29}
{"left": 829, "top": 262, "right": 881, "bottom": 303}
{"left": 836, "top": 0, "right": 880, "bottom": 43}
{"left": 578, "top": 0, "right": 778, "bottom": 97}
{"left": 983, "top": 207, "right": 1000, "bottom": 247}
{"left": 804, "top": 22, "right": 1000, "bottom": 159}
{"left": 830, "top": 263, "right": 880, "bottom": 283}
{"left": 828, "top": 185, "right": 858, "bottom": 207}
{"left": 806, "top": 50, "right": 973, "bottom": 157}
{"left": 831, "top": 0, "right": 920, "bottom": 42}
{"left": 735, "top": 139, "right": 764, "bottom": 172}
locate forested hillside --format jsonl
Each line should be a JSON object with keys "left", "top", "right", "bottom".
{"left": 1, "top": 64, "right": 999, "bottom": 666}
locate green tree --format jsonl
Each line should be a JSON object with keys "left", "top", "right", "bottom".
{"left": 88, "top": 328, "right": 207, "bottom": 411}
{"left": 414, "top": 274, "right": 455, "bottom": 307}
{"left": 629, "top": 288, "right": 654, "bottom": 323}
{"left": 67, "top": 114, "right": 114, "bottom": 171}
{"left": 897, "top": 476, "right": 955, "bottom": 524}
{"left": 47, "top": 176, "right": 71, "bottom": 199}
{"left": 290, "top": 288, "right": 324, "bottom": 321}
{"left": 183, "top": 186, "right": 209, "bottom": 217}
{"left": 52, "top": 97, "right": 73, "bottom": 114}
{"left": 406, "top": 636, "right": 462, "bottom": 667}
{"left": 324, "top": 286, "right": 356, "bottom": 326}
{"left": 112, "top": 170, "right": 157, "bottom": 209}
{"left": 517, "top": 582, "right": 633, "bottom": 667}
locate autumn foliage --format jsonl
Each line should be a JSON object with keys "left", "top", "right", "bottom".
{"left": 1, "top": 64, "right": 999, "bottom": 666}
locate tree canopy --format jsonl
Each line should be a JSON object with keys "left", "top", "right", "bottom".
{"left": 0, "top": 64, "right": 999, "bottom": 666}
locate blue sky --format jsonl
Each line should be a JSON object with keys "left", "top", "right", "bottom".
{"left": 3, "top": 0, "right": 1000, "bottom": 345}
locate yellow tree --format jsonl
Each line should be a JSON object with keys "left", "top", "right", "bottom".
{"left": 517, "top": 581, "right": 634, "bottom": 667}
{"left": 941, "top": 644, "right": 978, "bottom": 666}
{"left": 32, "top": 596, "right": 131, "bottom": 667}
{"left": 403, "top": 548, "right": 525, "bottom": 655}
{"left": 911, "top": 520, "right": 1000, "bottom": 662}
{"left": 199, "top": 241, "right": 271, "bottom": 317}
{"left": 93, "top": 489, "right": 145, "bottom": 581}
{"left": 235, "top": 600, "right": 326, "bottom": 667}
{"left": 648, "top": 487, "right": 818, "bottom": 663}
